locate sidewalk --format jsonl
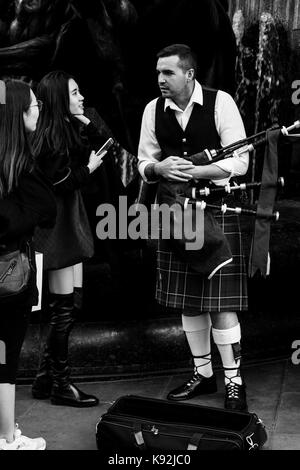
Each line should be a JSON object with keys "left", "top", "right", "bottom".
{"left": 15, "top": 358, "right": 300, "bottom": 450}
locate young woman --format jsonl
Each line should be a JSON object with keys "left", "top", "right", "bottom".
{"left": 0, "top": 79, "right": 57, "bottom": 450}
{"left": 31, "top": 70, "right": 108, "bottom": 407}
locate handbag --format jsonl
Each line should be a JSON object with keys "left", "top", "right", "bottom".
{"left": 96, "top": 395, "right": 268, "bottom": 452}
{"left": 0, "top": 245, "right": 31, "bottom": 298}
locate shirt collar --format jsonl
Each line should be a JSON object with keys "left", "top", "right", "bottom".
{"left": 164, "top": 80, "right": 203, "bottom": 112}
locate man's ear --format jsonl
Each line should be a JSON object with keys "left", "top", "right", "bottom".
{"left": 187, "top": 69, "right": 194, "bottom": 81}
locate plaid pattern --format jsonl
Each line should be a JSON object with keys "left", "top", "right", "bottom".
{"left": 156, "top": 211, "right": 248, "bottom": 314}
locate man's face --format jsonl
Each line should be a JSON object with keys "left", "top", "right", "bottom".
{"left": 156, "top": 55, "right": 190, "bottom": 101}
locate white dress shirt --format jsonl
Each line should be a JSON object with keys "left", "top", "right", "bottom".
{"left": 138, "top": 80, "right": 249, "bottom": 186}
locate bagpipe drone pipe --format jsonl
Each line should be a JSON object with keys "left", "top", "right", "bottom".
{"left": 151, "top": 121, "right": 300, "bottom": 279}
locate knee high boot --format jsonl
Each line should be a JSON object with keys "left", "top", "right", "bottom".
{"left": 48, "top": 293, "right": 74, "bottom": 390}
{"left": 31, "top": 342, "right": 53, "bottom": 399}
{"left": 32, "top": 287, "right": 84, "bottom": 398}
{"left": 32, "top": 293, "right": 62, "bottom": 399}
{"left": 33, "top": 293, "right": 99, "bottom": 407}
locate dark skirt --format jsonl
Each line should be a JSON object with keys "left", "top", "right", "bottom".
{"left": 34, "top": 189, "right": 94, "bottom": 270}
{"left": 155, "top": 212, "right": 248, "bottom": 314}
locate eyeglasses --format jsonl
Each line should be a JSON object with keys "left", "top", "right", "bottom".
{"left": 30, "top": 100, "right": 43, "bottom": 111}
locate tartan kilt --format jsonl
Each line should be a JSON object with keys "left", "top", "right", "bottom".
{"left": 155, "top": 211, "right": 248, "bottom": 314}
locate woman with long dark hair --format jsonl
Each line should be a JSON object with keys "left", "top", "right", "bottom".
{"left": 31, "top": 70, "right": 108, "bottom": 407}
{"left": 0, "top": 79, "right": 56, "bottom": 450}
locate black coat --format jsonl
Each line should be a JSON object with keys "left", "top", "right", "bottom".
{"left": 34, "top": 121, "right": 126, "bottom": 268}
{"left": 0, "top": 168, "right": 57, "bottom": 306}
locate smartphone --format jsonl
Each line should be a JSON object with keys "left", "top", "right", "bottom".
{"left": 95, "top": 137, "right": 114, "bottom": 156}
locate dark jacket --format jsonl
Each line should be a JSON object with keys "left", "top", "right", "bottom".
{"left": 34, "top": 120, "right": 126, "bottom": 267}
{"left": 35, "top": 120, "right": 124, "bottom": 204}
{"left": 0, "top": 168, "right": 57, "bottom": 306}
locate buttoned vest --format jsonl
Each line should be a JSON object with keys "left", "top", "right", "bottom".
{"left": 153, "top": 87, "right": 232, "bottom": 277}
{"left": 155, "top": 87, "right": 221, "bottom": 160}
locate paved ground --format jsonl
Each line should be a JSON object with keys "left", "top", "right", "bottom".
{"left": 14, "top": 358, "right": 300, "bottom": 451}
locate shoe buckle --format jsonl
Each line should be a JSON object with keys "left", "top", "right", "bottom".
{"left": 246, "top": 433, "right": 258, "bottom": 450}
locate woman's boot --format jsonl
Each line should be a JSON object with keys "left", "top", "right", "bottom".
{"left": 31, "top": 343, "right": 53, "bottom": 399}
{"left": 34, "top": 292, "right": 99, "bottom": 407}
{"left": 32, "top": 293, "right": 59, "bottom": 399}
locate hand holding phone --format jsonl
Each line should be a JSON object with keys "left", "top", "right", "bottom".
{"left": 95, "top": 138, "right": 114, "bottom": 156}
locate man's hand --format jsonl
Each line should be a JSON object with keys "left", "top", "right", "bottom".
{"left": 154, "top": 156, "right": 195, "bottom": 182}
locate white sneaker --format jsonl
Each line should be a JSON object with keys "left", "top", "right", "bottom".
{"left": 0, "top": 426, "right": 46, "bottom": 450}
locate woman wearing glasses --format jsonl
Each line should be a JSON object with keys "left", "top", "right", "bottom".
{"left": 0, "top": 79, "right": 56, "bottom": 450}
{"left": 31, "top": 71, "right": 107, "bottom": 407}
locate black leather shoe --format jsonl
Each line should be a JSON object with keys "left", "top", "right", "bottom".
{"left": 167, "top": 373, "right": 217, "bottom": 401}
{"left": 224, "top": 382, "right": 247, "bottom": 411}
{"left": 51, "top": 383, "right": 99, "bottom": 407}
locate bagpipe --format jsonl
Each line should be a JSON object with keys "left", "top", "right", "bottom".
{"left": 186, "top": 120, "right": 300, "bottom": 166}
{"left": 176, "top": 120, "right": 300, "bottom": 278}
{"left": 150, "top": 120, "right": 300, "bottom": 279}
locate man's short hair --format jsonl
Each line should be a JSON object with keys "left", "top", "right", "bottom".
{"left": 157, "top": 44, "right": 198, "bottom": 75}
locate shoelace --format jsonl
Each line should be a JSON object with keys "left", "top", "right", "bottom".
{"left": 188, "top": 353, "right": 212, "bottom": 386}
{"left": 186, "top": 373, "right": 200, "bottom": 386}
{"left": 223, "top": 367, "right": 243, "bottom": 400}
{"left": 186, "top": 365, "right": 210, "bottom": 386}
{"left": 226, "top": 381, "right": 241, "bottom": 399}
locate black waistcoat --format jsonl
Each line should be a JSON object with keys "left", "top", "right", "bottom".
{"left": 153, "top": 88, "right": 233, "bottom": 277}
{"left": 155, "top": 87, "right": 221, "bottom": 160}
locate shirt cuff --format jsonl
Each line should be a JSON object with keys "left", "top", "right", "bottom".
{"left": 138, "top": 161, "right": 159, "bottom": 183}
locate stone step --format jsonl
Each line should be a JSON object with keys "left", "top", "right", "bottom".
{"left": 19, "top": 309, "right": 300, "bottom": 382}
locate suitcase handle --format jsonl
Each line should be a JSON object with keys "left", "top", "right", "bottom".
{"left": 133, "top": 423, "right": 146, "bottom": 451}
{"left": 187, "top": 433, "right": 204, "bottom": 451}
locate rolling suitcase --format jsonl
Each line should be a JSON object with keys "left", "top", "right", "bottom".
{"left": 96, "top": 395, "right": 267, "bottom": 452}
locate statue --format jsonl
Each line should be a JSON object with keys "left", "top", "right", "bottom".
{"left": 0, "top": 0, "right": 237, "bottom": 152}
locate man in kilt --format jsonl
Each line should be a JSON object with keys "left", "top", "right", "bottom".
{"left": 138, "top": 44, "right": 249, "bottom": 411}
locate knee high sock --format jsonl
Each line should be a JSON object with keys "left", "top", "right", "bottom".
{"left": 212, "top": 324, "right": 242, "bottom": 386}
{"left": 182, "top": 313, "right": 213, "bottom": 378}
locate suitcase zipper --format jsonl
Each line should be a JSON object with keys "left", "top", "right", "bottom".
{"left": 0, "top": 260, "right": 17, "bottom": 282}
{"left": 100, "top": 416, "right": 244, "bottom": 450}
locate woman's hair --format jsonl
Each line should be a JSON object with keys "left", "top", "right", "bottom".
{"left": 32, "top": 70, "right": 83, "bottom": 156}
{"left": 0, "top": 79, "right": 33, "bottom": 197}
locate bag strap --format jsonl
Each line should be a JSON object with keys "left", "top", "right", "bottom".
{"left": 132, "top": 422, "right": 146, "bottom": 451}
{"left": 187, "top": 433, "right": 204, "bottom": 450}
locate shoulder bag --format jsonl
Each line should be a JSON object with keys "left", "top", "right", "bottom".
{"left": 0, "top": 243, "right": 31, "bottom": 298}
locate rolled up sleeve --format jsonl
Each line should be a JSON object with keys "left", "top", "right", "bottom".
{"left": 138, "top": 99, "right": 162, "bottom": 183}
{"left": 212, "top": 90, "right": 249, "bottom": 185}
